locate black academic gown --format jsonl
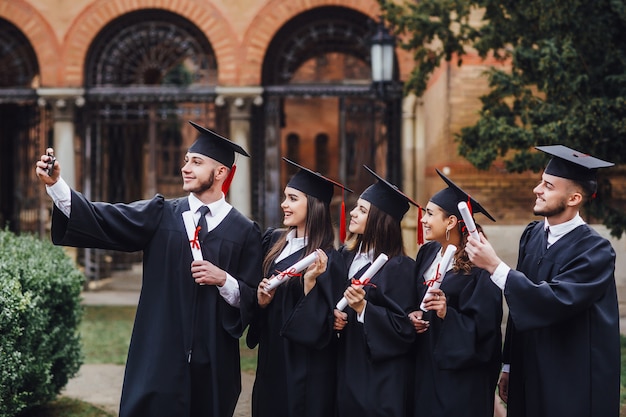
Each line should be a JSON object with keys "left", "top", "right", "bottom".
{"left": 336, "top": 247, "right": 417, "bottom": 417}
{"left": 246, "top": 228, "right": 346, "bottom": 417}
{"left": 411, "top": 241, "right": 502, "bottom": 417}
{"left": 503, "top": 221, "right": 620, "bottom": 417}
{"left": 51, "top": 191, "right": 263, "bottom": 417}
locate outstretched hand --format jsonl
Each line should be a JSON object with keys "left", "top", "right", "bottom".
{"left": 35, "top": 147, "right": 59, "bottom": 185}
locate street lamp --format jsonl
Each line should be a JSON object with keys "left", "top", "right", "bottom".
{"left": 369, "top": 18, "right": 402, "bottom": 186}
{"left": 370, "top": 19, "right": 395, "bottom": 93}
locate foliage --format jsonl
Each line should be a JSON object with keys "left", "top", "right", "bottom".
{"left": 0, "top": 230, "right": 84, "bottom": 417}
{"left": 381, "top": 0, "right": 626, "bottom": 236}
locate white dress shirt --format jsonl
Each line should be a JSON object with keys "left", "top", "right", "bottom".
{"left": 275, "top": 229, "right": 307, "bottom": 264}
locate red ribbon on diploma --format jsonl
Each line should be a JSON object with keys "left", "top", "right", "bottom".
{"left": 351, "top": 277, "right": 377, "bottom": 288}
{"left": 189, "top": 226, "right": 201, "bottom": 250}
{"left": 273, "top": 268, "right": 302, "bottom": 282}
{"left": 423, "top": 264, "right": 441, "bottom": 287}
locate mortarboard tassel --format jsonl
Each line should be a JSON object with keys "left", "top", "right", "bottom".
{"left": 340, "top": 196, "right": 347, "bottom": 243}
{"left": 222, "top": 164, "right": 237, "bottom": 195}
{"left": 417, "top": 206, "right": 424, "bottom": 245}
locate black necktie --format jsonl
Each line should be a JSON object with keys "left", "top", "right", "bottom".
{"left": 545, "top": 226, "right": 550, "bottom": 248}
{"left": 197, "top": 206, "right": 210, "bottom": 242}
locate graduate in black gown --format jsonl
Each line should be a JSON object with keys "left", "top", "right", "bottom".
{"left": 408, "top": 169, "right": 502, "bottom": 417}
{"left": 333, "top": 165, "right": 418, "bottom": 417}
{"left": 466, "top": 145, "right": 620, "bottom": 417}
{"left": 246, "top": 158, "right": 349, "bottom": 417}
{"left": 35, "top": 122, "right": 263, "bottom": 417}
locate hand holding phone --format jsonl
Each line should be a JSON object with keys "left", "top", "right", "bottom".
{"left": 46, "top": 151, "right": 56, "bottom": 176}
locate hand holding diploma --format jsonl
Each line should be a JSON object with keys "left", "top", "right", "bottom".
{"left": 420, "top": 244, "right": 456, "bottom": 312}
{"left": 265, "top": 251, "right": 320, "bottom": 291}
{"left": 336, "top": 253, "right": 388, "bottom": 311}
{"left": 458, "top": 201, "right": 479, "bottom": 241}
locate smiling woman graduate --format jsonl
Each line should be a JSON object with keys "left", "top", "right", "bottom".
{"left": 333, "top": 165, "right": 419, "bottom": 417}
{"left": 409, "top": 169, "right": 502, "bottom": 417}
{"left": 246, "top": 158, "right": 350, "bottom": 417}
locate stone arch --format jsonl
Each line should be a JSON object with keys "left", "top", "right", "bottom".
{"left": 61, "top": 0, "right": 239, "bottom": 86}
{"left": 0, "top": 0, "right": 61, "bottom": 86}
{"left": 239, "top": 0, "right": 412, "bottom": 85}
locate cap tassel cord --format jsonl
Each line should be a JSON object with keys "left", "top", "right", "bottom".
{"left": 222, "top": 164, "right": 237, "bottom": 195}
{"left": 340, "top": 194, "right": 347, "bottom": 243}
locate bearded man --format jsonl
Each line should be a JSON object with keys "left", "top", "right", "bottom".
{"left": 36, "top": 121, "right": 263, "bottom": 417}
{"left": 465, "top": 145, "right": 619, "bottom": 417}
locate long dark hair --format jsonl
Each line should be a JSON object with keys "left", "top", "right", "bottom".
{"left": 439, "top": 209, "right": 486, "bottom": 274}
{"left": 262, "top": 195, "right": 335, "bottom": 275}
{"left": 345, "top": 204, "right": 405, "bottom": 259}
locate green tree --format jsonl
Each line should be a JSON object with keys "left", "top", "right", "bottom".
{"left": 381, "top": 0, "right": 626, "bottom": 236}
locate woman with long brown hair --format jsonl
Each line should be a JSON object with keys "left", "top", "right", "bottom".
{"left": 409, "top": 169, "right": 503, "bottom": 417}
{"left": 333, "top": 165, "right": 419, "bottom": 417}
{"left": 246, "top": 158, "right": 348, "bottom": 417}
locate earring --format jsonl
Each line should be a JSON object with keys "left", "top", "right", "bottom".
{"left": 445, "top": 228, "right": 450, "bottom": 241}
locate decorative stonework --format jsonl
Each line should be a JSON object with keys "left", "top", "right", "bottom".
{"left": 61, "top": 0, "right": 238, "bottom": 86}
{"left": 0, "top": 0, "right": 61, "bottom": 85}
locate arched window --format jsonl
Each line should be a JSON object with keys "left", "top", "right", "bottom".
{"left": 0, "top": 18, "right": 39, "bottom": 87}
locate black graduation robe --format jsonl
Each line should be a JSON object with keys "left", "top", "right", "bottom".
{"left": 335, "top": 247, "right": 417, "bottom": 417}
{"left": 503, "top": 221, "right": 620, "bottom": 417}
{"left": 51, "top": 190, "right": 263, "bottom": 417}
{"left": 411, "top": 241, "right": 502, "bottom": 417}
{"left": 246, "top": 228, "right": 346, "bottom": 417}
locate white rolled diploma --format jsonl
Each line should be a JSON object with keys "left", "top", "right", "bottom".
{"left": 336, "top": 253, "right": 389, "bottom": 311}
{"left": 265, "top": 251, "right": 320, "bottom": 291}
{"left": 457, "top": 201, "right": 480, "bottom": 241}
{"left": 420, "top": 244, "right": 457, "bottom": 311}
{"left": 182, "top": 210, "right": 204, "bottom": 261}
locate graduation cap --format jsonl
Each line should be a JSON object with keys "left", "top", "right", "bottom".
{"left": 188, "top": 121, "right": 249, "bottom": 193}
{"left": 431, "top": 169, "right": 496, "bottom": 222}
{"left": 361, "top": 165, "right": 418, "bottom": 220}
{"left": 283, "top": 158, "right": 353, "bottom": 241}
{"left": 536, "top": 145, "right": 614, "bottom": 182}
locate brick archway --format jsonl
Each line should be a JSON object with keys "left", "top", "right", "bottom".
{"left": 0, "top": 0, "right": 61, "bottom": 86}
{"left": 239, "top": 0, "right": 413, "bottom": 85}
{"left": 61, "top": 0, "right": 239, "bottom": 86}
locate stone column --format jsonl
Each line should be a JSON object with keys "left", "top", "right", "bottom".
{"left": 401, "top": 93, "right": 422, "bottom": 256}
{"left": 37, "top": 88, "right": 85, "bottom": 190}
{"left": 215, "top": 86, "right": 264, "bottom": 218}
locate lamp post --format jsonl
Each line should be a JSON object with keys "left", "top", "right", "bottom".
{"left": 370, "top": 19, "right": 395, "bottom": 93}
{"left": 370, "top": 18, "right": 402, "bottom": 187}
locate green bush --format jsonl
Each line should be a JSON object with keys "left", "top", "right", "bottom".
{"left": 0, "top": 229, "right": 84, "bottom": 417}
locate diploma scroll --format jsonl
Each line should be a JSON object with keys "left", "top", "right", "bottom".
{"left": 420, "top": 244, "right": 456, "bottom": 311}
{"left": 265, "top": 251, "right": 320, "bottom": 291}
{"left": 182, "top": 211, "right": 204, "bottom": 261}
{"left": 336, "top": 253, "right": 389, "bottom": 311}
{"left": 458, "top": 201, "right": 480, "bottom": 241}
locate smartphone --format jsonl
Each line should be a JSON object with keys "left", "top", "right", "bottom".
{"left": 46, "top": 151, "right": 56, "bottom": 176}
